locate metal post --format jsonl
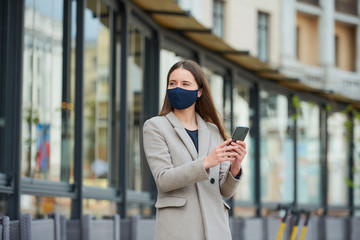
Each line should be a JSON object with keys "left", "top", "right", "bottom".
{"left": 291, "top": 95, "right": 297, "bottom": 207}
{"left": 348, "top": 113, "right": 354, "bottom": 216}
{"left": 320, "top": 105, "right": 328, "bottom": 215}
{"left": 225, "top": 71, "right": 234, "bottom": 216}
{"left": 71, "top": 0, "right": 86, "bottom": 220}
{"left": 250, "top": 84, "right": 261, "bottom": 217}
{"left": 61, "top": 0, "right": 72, "bottom": 182}
{"left": 118, "top": 2, "right": 129, "bottom": 218}
{"left": 109, "top": 9, "right": 117, "bottom": 188}
{"left": 4, "top": 0, "right": 25, "bottom": 220}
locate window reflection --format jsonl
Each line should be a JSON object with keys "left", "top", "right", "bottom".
{"left": 159, "top": 49, "right": 184, "bottom": 110}
{"left": 128, "top": 25, "right": 149, "bottom": 192}
{"left": 82, "top": 0, "right": 111, "bottom": 188}
{"left": 22, "top": 0, "right": 67, "bottom": 181}
{"left": 327, "top": 112, "right": 348, "bottom": 205}
{"left": 0, "top": 194, "right": 9, "bottom": 216}
{"left": 21, "top": 195, "right": 71, "bottom": 219}
{"left": 83, "top": 199, "right": 117, "bottom": 218}
{"left": 127, "top": 202, "right": 152, "bottom": 217}
{"left": 354, "top": 119, "right": 360, "bottom": 206}
{"left": 203, "top": 68, "right": 225, "bottom": 128}
{"left": 232, "top": 82, "right": 253, "bottom": 204}
{"left": 260, "top": 91, "right": 294, "bottom": 203}
{"left": 297, "top": 102, "right": 321, "bottom": 204}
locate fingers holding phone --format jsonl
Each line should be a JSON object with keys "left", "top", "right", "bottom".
{"left": 231, "top": 126, "right": 248, "bottom": 156}
{"left": 203, "top": 139, "right": 241, "bottom": 169}
{"left": 229, "top": 126, "right": 249, "bottom": 175}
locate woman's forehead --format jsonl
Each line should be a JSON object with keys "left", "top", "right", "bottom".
{"left": 169, "top": 68, "right": 195, "bottom": 80}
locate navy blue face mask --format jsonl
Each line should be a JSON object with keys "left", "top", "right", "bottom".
{"left": 167, "top": 87, "right": 199, "bottom": 110}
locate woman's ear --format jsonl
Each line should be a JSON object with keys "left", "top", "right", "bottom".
{"left": 198, "top": 88, "right": 203, "bottom": 98}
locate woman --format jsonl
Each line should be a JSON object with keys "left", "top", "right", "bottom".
{"left": 143, "top": 60, "right": 247, "bottom": 240}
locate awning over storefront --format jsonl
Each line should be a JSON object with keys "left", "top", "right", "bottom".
{"left": 132, "top": 0, "right": 359, "bottom": 108}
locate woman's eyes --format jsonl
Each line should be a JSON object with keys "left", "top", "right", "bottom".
{"left": 169, "top": 82, "right": 190, "bottom": 86}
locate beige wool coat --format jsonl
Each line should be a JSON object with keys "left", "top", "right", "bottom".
{"left": 143, "top": 111, "right": 241, "bottom": 240}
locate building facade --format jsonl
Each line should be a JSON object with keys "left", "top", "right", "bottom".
{"left": 0, "top": 0, "right": 360, "bottom": 224}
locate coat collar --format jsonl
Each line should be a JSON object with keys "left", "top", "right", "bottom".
{"left": 166, "top": 111, "right": 211, "bottom": 160}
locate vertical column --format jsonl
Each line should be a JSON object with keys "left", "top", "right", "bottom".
{"left": 290, "top": 95, "right": 298, "bottom": 207}
{"left": 281, "top": 0, "right": 297, "bottom": 66}
{"left": 250, "top": 84, "right": 261, "bottom": 217}
{"left": 71, "top": 0, "right": 86, "bottom": 220}
{"left": 320, "top": 106, "right": 328, "bottom": 215}
{"left": 61, "top": 0, "right": 72, "bottom": 182}
{"left": 118, "top": 2, "right": 129, "bottom": 219}
{"left": 319, "top": 0, "right": 335, "bottom": 88}
{"left": 348, "top": 114, "right": 354, "bottom": 216}
{"left": 319, "top": 0, "right": 335, "bottom": 66}
{"left": 5, "top": 0, "right": 25, "bottom": 220}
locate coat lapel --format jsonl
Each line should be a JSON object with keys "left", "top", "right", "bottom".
{"left": 166, "top": 112, "right": 198, "bottom": 160}
{"left": 196, "top": 113, "right": 211, "bottom": 158}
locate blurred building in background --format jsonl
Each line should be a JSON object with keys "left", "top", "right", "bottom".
{"left": 1, "top": 0, "right": 360, "bottom": 231}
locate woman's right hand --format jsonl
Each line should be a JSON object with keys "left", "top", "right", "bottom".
{"left": 203, "top": 139, "right": 239, "bottom": 170}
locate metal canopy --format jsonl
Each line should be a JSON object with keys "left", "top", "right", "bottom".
{"left": 153, "top": 14, "right": 207, "bottom": 31}
{"left": 132, "top": 0, "right": 359, "bottom": 108}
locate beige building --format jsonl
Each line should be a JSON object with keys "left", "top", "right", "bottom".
{"left": 177, "top": 0, "right": 360, "bottom": 100}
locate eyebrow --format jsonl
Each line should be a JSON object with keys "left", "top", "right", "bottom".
{"left": 169, "top": 79, "right": 192, "bottom": 84}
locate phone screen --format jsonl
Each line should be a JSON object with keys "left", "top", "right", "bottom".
{"left": 232, "top": 126, "right": 249, "bottom": 141}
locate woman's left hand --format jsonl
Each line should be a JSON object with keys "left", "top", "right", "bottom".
{"left": 229, "top": 140, "right": 247, "bottom": 177}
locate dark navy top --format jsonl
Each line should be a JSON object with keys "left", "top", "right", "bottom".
{"left": 185, "top": 128, "right": 242, "bottom": 179}
{"left": 185, "top": 129, "right": 198, "bottom": 152}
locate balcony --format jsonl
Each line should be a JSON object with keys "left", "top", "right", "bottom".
{"left": 327, "top": 68, "right": 360, "bottom": 101}
{"left": 281, "top": 60, "right": 360, "bottom": 101}
{"left": 297, "top": 0, "right": 319, "bottom": 6}
{"left": 335, "top": 0, "right": 358, "bottom": 15}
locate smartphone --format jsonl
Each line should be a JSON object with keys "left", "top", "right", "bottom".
{"left": 231, "top": 126, "right": 249, "bottom": 142}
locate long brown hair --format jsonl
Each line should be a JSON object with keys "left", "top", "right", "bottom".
{"left": 159, "top": 59, "right": 228, "bottom": 140}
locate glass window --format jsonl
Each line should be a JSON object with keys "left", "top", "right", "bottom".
{"left": 159, "top": 49, "right": 184, "bottom": 111}
{"left": 127, "top": 202, "right": 152, "bottom": 217}
{"left": 203, "top": 68, "right": 226, "bottom": 128}
{"left": 21, "top": 195, "right": 71, "bottom": 219}
{"left": 258, "top": 12, "right": 269, "bottom": 62}
{"left": 82, "top": 0, "right": 113, "bottom": 188}
{"left": 327, "top": 112, "right": 348, "bottom": 206}
{"left": 353, "top": 117, "right": 360, "bottom": 206}
{"left": 213, "top": 0, "right": 224, "bottom": 37}
{"left": 22, "top": 0, "right": 69, "bottom": 182}
{"left": 232, "top": 82, "right": 253, "bottom": 206}
{"left": 83, "top": 199, "right": 117, "bottom": 218}
{"left": 0, "top": 194, "right": 9, "bottom": 216}
{"left": 297, "top": 101, "right": 321, "bottom": 205}
{"left": 127, "top": 24, "right": 149, "bottom": 193}
{"left": 260, "top": 91, "right": 294, "bottom": 203}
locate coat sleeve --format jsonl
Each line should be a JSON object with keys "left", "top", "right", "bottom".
{"left": 143, "top": 119, "right": 210, "bottom": 193}
{"left": 217, "top": 134, "right": 241, "bottom": 199}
